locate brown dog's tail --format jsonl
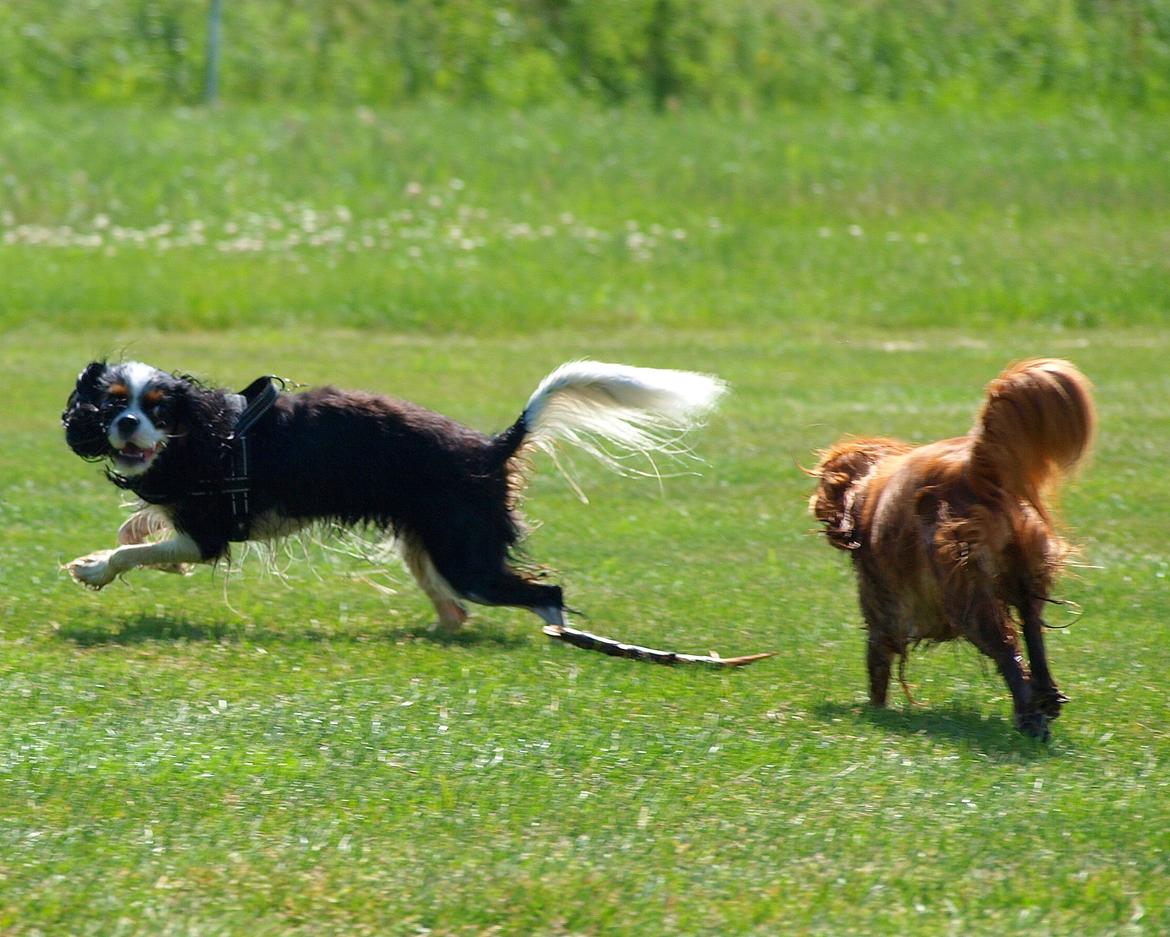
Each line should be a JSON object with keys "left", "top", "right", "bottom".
{"left": 970, "top": 358, "right": 1095, "bottom": 521}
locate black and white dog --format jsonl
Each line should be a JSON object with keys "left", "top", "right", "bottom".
{"left": 62, "top": 359, "right": 755, "bottom": 662}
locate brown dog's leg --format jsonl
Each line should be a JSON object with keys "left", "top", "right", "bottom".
{"left": 1020, "top": 598, "right": 1067, "bottom": 720}
{"left": 971, "top": 613, "right": 1047, "bottom": 740}
{"left": 866, "top": 632, "right": 894, "bottom": 707}
{"left": 858, "top": 570, "right": 898, "bottom": 707}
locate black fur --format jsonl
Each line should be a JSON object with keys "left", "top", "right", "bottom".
{"left": 64, "top": 363, "right": 562, "bottom": 614}
{"left": 62, "top": 361, "right": 113, "bottom": 459}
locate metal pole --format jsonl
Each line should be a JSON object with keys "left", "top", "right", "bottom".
{"left": 205, "top": 0, "right": 222, "bottom": 104}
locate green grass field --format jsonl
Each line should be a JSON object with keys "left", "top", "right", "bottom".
{"left": 2, "top": 105, "right": 1169, "bottom": 935}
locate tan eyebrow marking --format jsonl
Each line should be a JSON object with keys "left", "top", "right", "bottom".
{"left": 144, "top": 389, "right": 165, "bottom": 405}
{"left": 108, "top": 383, "right": 128, "bottom": 397}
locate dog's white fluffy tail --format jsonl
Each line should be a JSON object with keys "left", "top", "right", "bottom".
{"left": 517, "top": 360, "right": 727, "bottom": 485}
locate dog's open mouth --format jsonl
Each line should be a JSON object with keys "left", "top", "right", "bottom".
{"left": 114, "top": 442, "right": 161, "bottom": 469}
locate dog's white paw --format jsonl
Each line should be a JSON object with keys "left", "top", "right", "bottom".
{"left": 66, "top": 550, "right": 119, "bottom": 590}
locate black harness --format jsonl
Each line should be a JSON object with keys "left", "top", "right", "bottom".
{"left": 190, "top": 376, "right": 283, "bottom": 541}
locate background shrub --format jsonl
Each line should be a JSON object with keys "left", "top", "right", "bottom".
{"left": 3, "top": 0, "right": 1169, "bottom": 108}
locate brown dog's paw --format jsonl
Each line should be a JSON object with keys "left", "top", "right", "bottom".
{"left": 1035, "top": 687, "right": 1069, "bottom": 720}
{"left": 1015, "top": 711, "right": 1052, "bottom": 742}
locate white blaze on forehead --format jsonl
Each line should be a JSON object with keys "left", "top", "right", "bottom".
{"left": 122, "top": 360, "right": 163, "bottom": 396}
{"left": 107, "top": 361, "right": 170, "bottom": 470}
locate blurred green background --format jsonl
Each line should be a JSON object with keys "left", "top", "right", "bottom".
{"left": 5, "top": 0, "right": 1170, "bottom": 109}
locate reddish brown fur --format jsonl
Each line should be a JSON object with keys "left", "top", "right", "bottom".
{"left": 809, "top": 359, "right": 1095, "bottom": 740}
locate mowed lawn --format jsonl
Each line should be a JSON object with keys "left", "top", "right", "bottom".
{"left": 1, "top": 106, "right": 1169, "bottom": 935}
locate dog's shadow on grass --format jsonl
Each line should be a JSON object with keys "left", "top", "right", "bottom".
{"left": 814, "top": 700, "right": 1063, "bottom": 758}
{"left": 56, "top": 613, "right": 530, "bottom": 651}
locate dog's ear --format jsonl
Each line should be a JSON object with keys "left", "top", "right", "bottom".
{"left": 63, "top": 361, "right": 111, "bottom": 459}
{"left": 160, "top": 372, "right": 227, "bottom": 446}
{"left": 66, "top": 361, "right": 108, "bottom": 408}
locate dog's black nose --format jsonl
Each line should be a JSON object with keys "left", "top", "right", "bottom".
{"left": 115, "top": 413, "right": 141, "bottom": 438}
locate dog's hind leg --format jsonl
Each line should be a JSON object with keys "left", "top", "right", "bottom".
{"left": 401, "top": 536, "right": 470, "bottom": 633}
{"left": 453, "top": 567, "right": 565, "bottom": 616}
{"left": 1019, "top": 597, "right": 1067, "bottom": 720}
{"left": 428, "top": 596, "right": 469, "bottom": 633}
{"left": 968, "top": 604, "right": 1047, "bottom": 740}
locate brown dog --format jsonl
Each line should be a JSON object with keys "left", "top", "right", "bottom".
{"left": 809, "top": 359, "right": 1095, "bottom": 740}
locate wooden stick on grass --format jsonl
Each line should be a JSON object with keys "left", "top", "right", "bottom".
{"left": 542, "top": 624, "right": 773, "bottom": 667}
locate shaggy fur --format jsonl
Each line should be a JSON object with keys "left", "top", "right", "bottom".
{"left": 63, "top": 359, "right": 726, "bottom": 635}
{"left": 809, "top": 359, "right": 1095, "bottom": 740}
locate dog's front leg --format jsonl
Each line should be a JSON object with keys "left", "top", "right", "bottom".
{"left": 67, "top": 533, "right": 205, "bottom": 590}
{"left": 116, "top": 510, "right": 191, "bottom": 575}
{"left": 856, "top": 567, "right": 899, "bottom": 707}
{"left": 865, "top": 631, "right": 895, "bottom": 707}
